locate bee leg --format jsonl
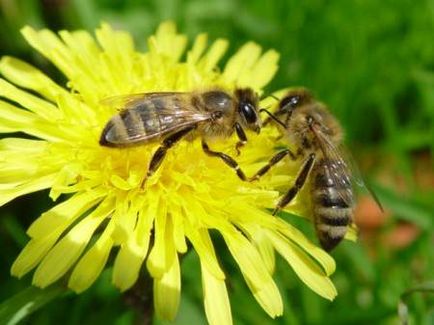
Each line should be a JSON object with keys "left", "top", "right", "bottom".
{"left": 248, "top": 149, "right": 296, "bottom": 181}
{"left": 202, "top": 140, "right": 251, "bottom": 181}
{"left": 141, "top": 127, "right": 195, "bottom": 188}
{"left": 234, "top": 123, "right": 247, "bottom": 156}
{"left": 273, "top": 153, "right": 316, "bottom": 215}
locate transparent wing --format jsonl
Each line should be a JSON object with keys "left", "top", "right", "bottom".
{"left": 314, "top": 129, "right": 355, "bottom": 207}
{"left": 100, "top": 92, "right": 212, "bottom": 145}
{"left": 340, "top": 146, "right": 384, "bottom": 211}
{"left": 118, "top": 109, "right": 211, "bottom": 143}
{"left": 100, "top": 92, "right": 187, "bottom": 110}
{"left": 314, "top": 128, "right": 383, "bottom": 210}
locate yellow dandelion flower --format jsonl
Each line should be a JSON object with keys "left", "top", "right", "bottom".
{"left": 0, "top": 22, "right": 337, "bottom": 324}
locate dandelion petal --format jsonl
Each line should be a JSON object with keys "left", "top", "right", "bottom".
{"left": 0, "top": 57, "right": 65, "bottom": 102}
{"left": 147, "top": 209, "right": 176, "bottom": 278}
{"left": 154, "top": 254, "right": 181, "bottom": 321}
{"left": 11, "top": 230, "right": 63, "bottom": 277}
{"left": 112, "top": 239, "right": 149, "bottom": 291}
{"left": 33, "top": 200, "right": 113, "bottom": 288}
{"left": 202, "top": 262, "right": 232, "bottom": 325}
{"left": 68, "top": 222, "right": 114, "bottom": 293}
{"left": 28, "top": 190, "right": 105, "bottom": 239}
{"left": 266, "top": 230, "right": 338, "bottom": 300}
{"left": 245, "top": 275, "right": 283, "bottom": 318}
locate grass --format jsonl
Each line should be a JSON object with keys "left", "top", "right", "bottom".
{"left": 1, "top": 0, "right": 433, "bottom": 324}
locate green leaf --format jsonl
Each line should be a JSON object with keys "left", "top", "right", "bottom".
{"left": 372, "top": 184, "right": 433, "bottom": 230}
{"left": 399, "top": 282, "right": 434, "bottom": 325}
{"left": 0, "top": 285, "right": 65, "bottom": 325}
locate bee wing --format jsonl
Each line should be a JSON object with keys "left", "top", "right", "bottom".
{"left": 339, "top": 146, "right": 384, "bottom": 211}
{"left": 313, "top": 129, "right": 355, "bottom": 207}
{"left": 100, "top": 93, "right": 212, "bottom": 145}
{"left": 314, "top": 129, "right": 383, "bottom": 210}
{"left": 100, "top": 92, "right": 187, "bottom": 110}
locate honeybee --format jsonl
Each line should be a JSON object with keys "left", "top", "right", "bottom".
{"left": 258, "top": 88, "right": 381, "bottom": 251}
{"left": 99, "top": 88, "right": 261, "bottom": 185}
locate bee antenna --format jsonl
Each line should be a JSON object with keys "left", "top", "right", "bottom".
{"left": 270, "top": 94, "right": 280, "bottom": 102}
{"left": 259, "top": 109, "right": 286, "bottom": 128}
{"left": 260, "top": 93, "right": 280, "bottom": 102}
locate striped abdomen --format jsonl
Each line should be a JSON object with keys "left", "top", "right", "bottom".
{"left": 311, "top": 158, "right": 353, "bottom": 251}
{"left": 99, "top": 96, "right": 192, "bottom": 147}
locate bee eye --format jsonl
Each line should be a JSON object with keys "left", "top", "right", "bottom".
{"left": 241, "top": 102, "right": 258, "bottom": 124}
{"left": 290, "top": 96, "right": 300, "bottom": 107}
{"left": 280, "top": 95, "right": 300, "bottom": 110}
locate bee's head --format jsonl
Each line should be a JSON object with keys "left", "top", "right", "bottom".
{"left": 235, "top": 88, "right": 261, "bottom": 134}
{"left": 277, "top": 88, "right": 313, "bottom": 120}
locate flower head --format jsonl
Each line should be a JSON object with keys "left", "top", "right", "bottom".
{"left": 0, "top": 22, "right": 336, "bottom": 324}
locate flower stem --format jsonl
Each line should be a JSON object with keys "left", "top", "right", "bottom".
{"left": 123, "top": 270, "right": 154, "bottom": 325}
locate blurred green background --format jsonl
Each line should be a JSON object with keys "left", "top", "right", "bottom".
{"left": 1, "top": 0, "right": 433, "bottom": 324}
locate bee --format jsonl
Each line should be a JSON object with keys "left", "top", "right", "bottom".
{"left": 99, "top": 88, "right": 262, "bottom": 185}
{"left": 258, "top": 88, "right": 381, "bottom": 251}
